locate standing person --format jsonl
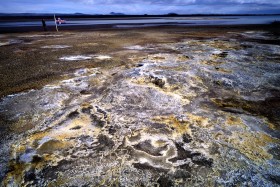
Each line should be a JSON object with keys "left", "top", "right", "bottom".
{"left": 42, "top": 19, "right": 47, "bottom": 31}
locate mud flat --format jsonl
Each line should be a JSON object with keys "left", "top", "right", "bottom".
{"left": 0, "top": 25, "right": 280, "bottom": 186}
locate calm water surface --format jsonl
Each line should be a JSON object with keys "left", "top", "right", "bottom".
{"left": 0, "top": 16, "right": 279, "bottom": 27}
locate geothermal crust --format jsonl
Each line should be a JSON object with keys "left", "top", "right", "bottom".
{"left": 0, "top": 29, "right": 280, "bottom": 186}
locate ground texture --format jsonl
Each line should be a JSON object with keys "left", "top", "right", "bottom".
{"left": 0, "top": 27, "right": 280, "bottom": 186}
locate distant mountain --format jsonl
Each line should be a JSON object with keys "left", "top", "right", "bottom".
{"left": 0, "top": 13, "right": 279, "bottom": 20}
{"left": 110, "top": 12, "right": 125, "bottom": 15}
{"left": 167, "top": 13, "right": 179, "bottom": 16}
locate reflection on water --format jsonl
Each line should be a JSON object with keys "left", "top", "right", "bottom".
{"left": 0, "top": 16, "right": 280, "bottom": 27}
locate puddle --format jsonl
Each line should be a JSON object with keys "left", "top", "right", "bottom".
{"left": 0, "top": 39, "right": 23, "bottom": 46}
{"left": 93, "top": 55, "right": 112, "bottom": 60}
{"left": 60, "top": 55, "right": 92, "bottom": 61}
{"left": 241, "top": 31, "right": 271, "bottom": 40}
{"left": 21, "top": 34, "right": 63, "bottom": 38}
{"left": 125, "top": 45, "right": 146, "bottom": 50}
{"left": 41, "top": 45, "right": 71, "bottom": 49}
{"left": 60, "top": 55, "right": 111, "bottom": 61}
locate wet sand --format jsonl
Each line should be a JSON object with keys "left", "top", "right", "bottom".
{"left": 0, "top": 25, "right": 280, "bottom": 186}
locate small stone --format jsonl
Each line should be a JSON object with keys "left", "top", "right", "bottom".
{"left": 70, "top": 125, "right": 82, "bottom": 130}
{"left": 31, "top": 155, "right": 43, "bottom": 163}
{"left": 182, "top": 134, "right": 192, "bottom": 143}
{"left": 67, "top": 110, "right": 79, "bottom": 119}
{"left": 108, "top": 126, "right": 117, "bottom": 134}
{"left": 81, "top": 106, "right": 93, "bottom": 114}
{"left": 80, "top": 90, "right": 91, "bottom": 95}
{"left": 24, "top": 169, "right": 36, "bottom": 182}
{"left": 157, "top": 175, "right": 173, "bottom": 187}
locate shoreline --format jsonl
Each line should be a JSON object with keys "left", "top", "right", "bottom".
{"left": 0, "top": 22, "right": 279, "bottom": 34}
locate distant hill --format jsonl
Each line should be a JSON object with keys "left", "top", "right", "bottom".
{"left": 167, "top": 13, "right": 178, "bottom": 16}
{"left": 110, "top": 12, "right": 125, "bottom": 15}
{"left": 0, "top": 13, "right": 279, "bottom": 21}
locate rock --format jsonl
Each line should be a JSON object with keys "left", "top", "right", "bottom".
{"left": 97, "top": 135, "right": 114, "bottom": 151}
{"left": 157, "top": 175, "right": 173, "bottom": 187}
{"left": 67, "top": 110, "right": 80, "bottom": 119}
{"left": 182, "top": 133, "right": 192, "bottom": 143}
{"left": 24, "top": 169, "right": 36, "bottom": 182}
{"left": 150, "top": 76, "right": 165, "bottom": 88}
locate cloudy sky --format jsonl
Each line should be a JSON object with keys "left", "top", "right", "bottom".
{"left": 0, "top": 0, "right": 280, "bottom": 14}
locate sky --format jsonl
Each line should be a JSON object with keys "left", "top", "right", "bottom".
{"left": 0, "top": 0, "right": 280, "bottom": 14}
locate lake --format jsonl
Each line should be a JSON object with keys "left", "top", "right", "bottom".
{"left": 0, "top": 15, "right": 279, "bottom": 28}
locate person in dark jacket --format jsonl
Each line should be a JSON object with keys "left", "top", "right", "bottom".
{"left": 42, "top": 19, "right": 47, "bottom": 31}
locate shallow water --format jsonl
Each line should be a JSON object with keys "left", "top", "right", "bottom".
{"left": 0, "top": 15, "right": 279, "bottom": 28}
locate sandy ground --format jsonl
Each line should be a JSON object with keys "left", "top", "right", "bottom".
{"left": 0, "top": 25, "right": 279, "bottom": 97}
{"left": 0, "top": 25, "right": 280, "bottom": 186}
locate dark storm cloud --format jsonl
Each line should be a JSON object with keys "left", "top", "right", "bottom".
{"left": 63, "top": 0, "right": 280, "bottom": 14}
{"left": 66, "top": 0, "right": 280, "bottom": 5}
{"left": 0, "top": 0, "right": 279, "bottom": 14}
